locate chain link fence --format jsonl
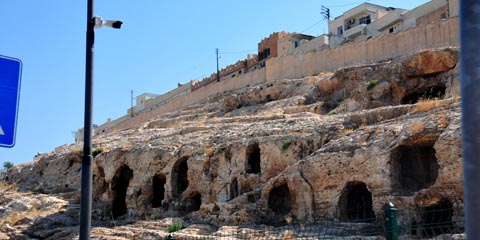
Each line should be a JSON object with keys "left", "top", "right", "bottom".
{"left": 164, "top": 203, "right": 464, "bottom": 240}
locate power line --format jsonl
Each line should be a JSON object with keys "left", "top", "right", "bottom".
{"left": 324, "top": 1, "right": 364, "bottom": 8}
{"left": 220, "top": 49, "right": 257, "bottom": 55}
{"left": 301, "top": 20, "right": 325, "bottom": 33}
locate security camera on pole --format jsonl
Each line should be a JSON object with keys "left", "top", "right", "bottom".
{"left": 80, "top": 1, "right": 122, "bottom": 239}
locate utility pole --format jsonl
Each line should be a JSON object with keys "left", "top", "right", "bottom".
{"left": 80, "top": 2, "right": 122, "bottom": 239}
{"left": 130, "top": 90, "right": 134, "bottom": 117}
{"left": 321, "top": 6, "right": 330, "bottom": 21}
{"left": 216, "top": 48, "right": 220, "bottom": 82}
{"left": 460, "top": 0, "right": 480, "bottom": 238}
{"left": 321, "top": 6, "right": 331, "bottom": 42}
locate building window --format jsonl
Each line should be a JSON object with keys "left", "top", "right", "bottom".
{"left": 389, "top": 27, "right": 394, "bottom": 33}
{"left": 294, "top": 41, "right": 299, "bottom": 48}
{"left": 359, "top": 15, "right": 371, "bottom": 25}
{"left": 337, "top": 26, "right": 343, "bottom": 36}
{"left": 259, "top": 48, "right": 271, "bottom": 61}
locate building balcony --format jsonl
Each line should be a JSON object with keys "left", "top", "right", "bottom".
{"left": 376, "top": 9, "right": 406, "bottom": 31}
{"left": 344, "top": 24, "right": 367, "bottom": 39}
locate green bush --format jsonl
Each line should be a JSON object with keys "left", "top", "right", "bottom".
{"left": 93, "top": 147, "right": 105, "bottom": 158}
{"left": 326, "top": 111, "right": 337, "bottom": 115}
{"left": 366, "top": 79, "right": 378, "bottom": 90}
{"left": 282, "top": 140, "right": 292, "bottom": 152}
{"left": 168, "top": 220, "right": 183, "bottom": 233}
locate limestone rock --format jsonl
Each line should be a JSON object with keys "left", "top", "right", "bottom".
{"left": 402, "top": 49, "right": 459, "bottom": 77}
{"left": 2, "top": 49, "right": 463, "bottom": 239}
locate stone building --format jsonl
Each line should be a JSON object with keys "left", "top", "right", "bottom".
{"left": 258, "top": 32, "right": 287, "bottom": 61}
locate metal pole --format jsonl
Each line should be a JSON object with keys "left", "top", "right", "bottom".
{"left": 216, "top": 48, "right": 220, "bottom": 82}
{"left": 130, "top": 90, "right": 133, "bottom": 117}
{"left": 80, "top": 0, "right": 94, "bottom": 239}
{"left": 460, "top": 1, "right": 480, "bottom": 239}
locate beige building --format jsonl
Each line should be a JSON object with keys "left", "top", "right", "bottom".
{"left": 132, "top": 93, "right": 159, "bottom": 114}
{"left": 329, "top": 0, "right": 458, "bottom": 48}
{"left": 278, "top": 33, "right": 329, "bottom": 57}
{"left": 403, "top": 0, "right": 458, "bottom": 28}
{"left": 328, "top": 3, "right": 398, "bottom": 48}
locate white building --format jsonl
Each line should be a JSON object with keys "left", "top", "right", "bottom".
{"left": 328, "top": 0, "right": 458, "bottom": 48}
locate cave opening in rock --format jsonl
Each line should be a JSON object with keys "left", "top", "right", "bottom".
{"left": 339, "top": 181, "right": 375, "bottom": 221}
{"left": 268, "top": 184, "right": 292, "bottom": 216}
{"left": 111, "top": 165, "right": 133, "bottom": 219}
{"left": 245, "top": 143, "right": 261, "bottom": 174}
{"left": 418, "top": 199, "right": 454, "bottom": 237}
{"left": 391, "top": 144, "right": 439, "bottom": 194}
{"left": 230, "top": 178, "right": 239, "bottom": 200}
{"left": 152, "top": 174, "right": 166, "bottom": 208}
{"left": 320, "top": 100, "right": 341, "bottom": 114}
{"left": 400, "top": 86, "right": 446, "bottom": 104}
{"left": 187, "top": 193, "right": 202, "bottom": 212}
{"left": 172, "top": 157, "right": 189, "bottom": 197}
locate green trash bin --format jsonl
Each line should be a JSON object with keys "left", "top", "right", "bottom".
{"left": 384, "top": 202, "right": 398, "bottom": 240}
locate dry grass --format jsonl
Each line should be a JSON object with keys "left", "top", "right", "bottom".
{"left": 205, "top": 145, "right": 215, "bottom": 157}
{"left": 306, "top": 76, "right": 317, "bottom": 84}
{"left": 408, "top": 120, "right": 425, "bottom": 135}
{"left": 71, "top": 147, "right": 83, "bottom": 155}
{"left": 413, "top": 98, "right": 448, "bottom": 113}
{"left": 281, "top": 230, "right": 295, "bottom": 239}
{"left": 196, "top": 118, "right": 206, "bottom": 126}
{"left": 339, "top": 128, "right": 354, "bottom": 136}
{"left": 436, "top": 112, "right": 449, "bottom": 128}
{"left": 0, "top": 182, "right": 17, "bottom": 193}
{"left": 2, "top": 211, "right": 24, "bottom": 225}
{"left": 452, "top": 93, "right": 461, "bottom": 103}
{"left": 358, "top": 123, "right": 371, "bottom": 131}
{"left": 208, "top": 117, "right": 222, "bottom": 123}
{"left": 0, "top": 201, "right": 57, "bottom": 226}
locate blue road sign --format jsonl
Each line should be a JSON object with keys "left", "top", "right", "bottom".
{"left": 0, "top": 55, "right": 22, "bottom": 148}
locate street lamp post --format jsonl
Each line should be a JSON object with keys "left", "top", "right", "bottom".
{"left": 460, "top": 0, "right": 480, "bottom": 238}
{"left": 80, "top": 1, "right": 121, "bottom": 239}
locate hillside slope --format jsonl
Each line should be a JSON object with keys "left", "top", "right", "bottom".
{"left": 2, "top": 48, "right": 463, "bottom": 239}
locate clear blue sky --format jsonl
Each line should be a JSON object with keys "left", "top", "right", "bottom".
{"left": 0, "top": 0, "right": 429, "bottom": 166}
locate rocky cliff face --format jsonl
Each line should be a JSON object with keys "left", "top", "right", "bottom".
{"left": 3, "top": 48, "right": 463, "bottom": 239}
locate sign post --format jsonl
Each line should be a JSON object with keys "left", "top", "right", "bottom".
{"left": 0, "top": 55, "right": 22, "bottom": 148}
